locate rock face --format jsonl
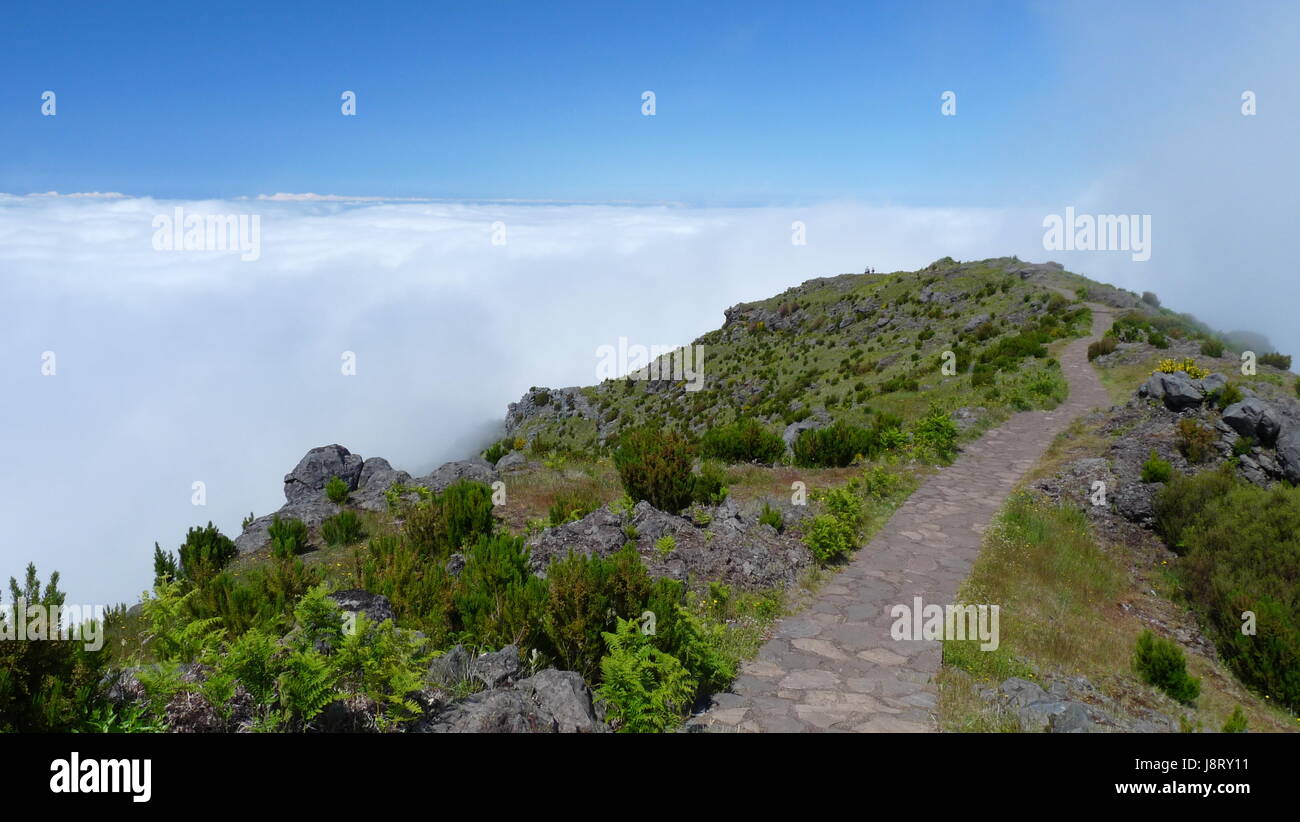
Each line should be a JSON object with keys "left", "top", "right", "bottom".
{"left": 327, "top": 589, "right": 395, "bottom": 626}
{"left": 994, "top": 676, "right": 1175, "bottom": 733}
{"left": 414, "top": 664, "right": 608, "bottom": 733}
{"left": 284, "top": 444, "right": 364, "bottom": 505}
{"left": 234, "top": 445, "right": 497, "bottom": 554}
{"left": 1277, "top": 424, "right": 1300, "bottom": 485}
{"left": 1222, "top": 398, "right": 1283, "bottom": 446}
{"left": 504, "top": 386, "right": 603, "bottom": 440}
{"left": 1138, "top": 371, "right": 1204, "bottom": 411}
{"left": 525, "top": 498, "right": 813, "bottom": 589}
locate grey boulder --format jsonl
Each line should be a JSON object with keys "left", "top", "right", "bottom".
{"left": 1222, "top": 398, "right": 1283, "bottom": 446}
{"left": 284, "top": 444, "right": 364, "bottom": 504}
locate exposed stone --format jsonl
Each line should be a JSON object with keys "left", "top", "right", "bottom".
{"left": 327, "top": 589, "right": 395, "bottom": 626}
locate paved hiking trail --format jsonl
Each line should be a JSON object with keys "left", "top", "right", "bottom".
{"left": 698, "top": 302, "right": 1115, "bottom": 733}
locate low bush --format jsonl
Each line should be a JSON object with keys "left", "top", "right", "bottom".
{"left": 1200, "top": 338, "right": 1224, "bottom": 358}
{"left": 1175, "top": 419, "right": 1216, "bottom": 465}
{"left": 325, "top": 476, "right": 349, "bottom": 504}
{"left": 1087, "top": 336, "right": 1118, "bottom": 361}
{"left": 1140, "top": 451, "right": 1172, "bottom": 483}
{"left": 548, "top": 487, "right": 601, "bottom": 525}
{"left": 758, "top": 502, "right": 784, "bottom": 533}
{"left": 1259, "top": 351, "right": 1292, "bottom": 370}
{"left": 912, "top": 406, "right": 959, "bottom": 463}
{"left": 1153, "top": 469, "right": 1300, "bottom": 711}
{"left": 1133, "top": 630, "right": 1200, "bottom": 704}
{"left": 793, "top": 420, "right": 875, "bottom": 468}
{"left": 321, "top": 510, "right": 366, "bottom": 546}
{"left": 175, "top": 522, "right": 238, "bottom": 580}
{"left": 613, "top": 426, "right": 697, "bottom": 513}
{"left": 268, "top": 516, "right": 310, "bottom": 559}
{"left": 699, "top": 418, "right": 785, "bottom": 464}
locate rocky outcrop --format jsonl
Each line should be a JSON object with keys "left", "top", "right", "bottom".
{"left": 504, "top": 386, "right": 603, "bottom": 439}
{"left": 414, "top": 663, "right": 608, "bottom": 733}
{"left": 284, "top": 444, "right": 364, "bottom": 505}
{"left": 1138, "top": 371, "right": 1204, "bottom": 411}
{"left": 1222, "top": 398, "right": 1283, "bottom": 446}
{"left": 525, "top": 498, "right": 813, "bottom": 589}
{"left": 234, "top": 445, "right": 497, "bottom": 554}
{"left": 993, "top": 676, "right": 1175, "bottom": 733}
{"left": 327, "top": 589, "right": 396, "bottom": 626}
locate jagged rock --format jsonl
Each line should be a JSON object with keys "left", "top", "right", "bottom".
{"left": 526, "top": 500, "right": 812, "bottom": 589}
{"left": 515, "top": 669, "right": 607, "bottom": 733}
{"left": 471, "top": 645, "right": 522, "bottom": 689}
{"left": 1277, "top": 423, "right": 1300, "bottom": 485}
{"left": 1139, "top": 372, "right": 1204, "bottom": 410}
{"left": 327, "top": 589, "right": 395, "bottom": 626}
{"left": 354, "top": 457, "right": 412, "bottom": 512}
{"left": 284, "top": 444, "right": 364, "bottom": 504}
{"left": 445, "top": 553, "right": 466, "bottom": 577}
{"left": 495, "top": 451, "right": 527, "bottom": 471}
{"left": 1200, "top": 373, "right": 1228, "bottom": 396}
{"left": 234, "top": 500, "right": 338, "bottom": 554}
{"left": 427, "top": 645, "right": 473, "bottom": 686}
{"left": 412, "top": 667, "right": 609, "bottom": 733}
{"left": 962, "top": 314, "right": 990, "bottom": 333}
{"left": 782, "top": 407, "right": 831, "bottom": 449}
{"left": 412, "top": 458, "right": 498, "bottom": 493}
{"left": 1222, "top": 398, "right": 1283, "bottom": 446}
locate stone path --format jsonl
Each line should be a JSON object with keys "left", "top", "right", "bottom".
{"left": 696, "top": 304, "right": 1115, "bottom": 732}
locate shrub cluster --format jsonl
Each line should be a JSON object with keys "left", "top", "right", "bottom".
{"left": 699, "top": 418, "right": 785, "bottom": 464}
{"left": 1153, "top": 467, "right": 1300, "bottom": 711}
{"left": 1133, "top": 629, "right": 1200, "bottom": 704}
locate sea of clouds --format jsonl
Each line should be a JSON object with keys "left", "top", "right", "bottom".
{"left": 0, "top": 193, "right": 1293, "bottom": 607}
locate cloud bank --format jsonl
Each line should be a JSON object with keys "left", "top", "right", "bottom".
{"left": 0, "top": 194, "right": 1291, "bottom": 606}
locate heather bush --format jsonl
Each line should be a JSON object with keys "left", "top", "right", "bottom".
{"left": 1133, "top": 630, "right": 1200, "bottom": 704}
{"left": 321, "top": 510, "right": 366, "bottom": 546}
{"left": 792, "top": 420, "right": 875, "bottom": 467}
{"left": 268, "top": 516, "right": 310, "bottom": 559}
{"left": 325, "top": 476, "right": 349, "bottom": 504}
{"left": 1140, "top": 451, "right": 1172, "bottom": 483}
{"left": 1175, "top": 419, "right": 1216, "bottom": 465}
{"left": 613, "top": 425, "right": 697, "bottom": 513}
{"left": 1259, "top": 351, "right": 1292, "bottom": 370}
{"left": 699, "top": 418, "right": 785, "bottom": 464}
{"left": 1087, "top": 335, "right": 1118, "bottom": 361}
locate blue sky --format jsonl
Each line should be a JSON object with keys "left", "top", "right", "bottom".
{"left": 3, "top": 1, "right": 1300, "bottom": 606}
{"left": 0, "top": 0, "right": 1164, "bottom": 204}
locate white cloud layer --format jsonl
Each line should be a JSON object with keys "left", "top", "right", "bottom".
{"left": 0, "top": 194, "right": 1293, "bottom": 606}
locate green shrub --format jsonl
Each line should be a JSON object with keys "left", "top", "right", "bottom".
{"left": 1133, "top": 630, "right": 1200, "bottom": 704}
{"left": 1175, "top": 419, "right": 1216, "bottom": 465}
{"left": 613, "top": 426, "right": 697, "bottom": 513}
{"left": 912, "top": 406, "right": 959, "bottom": 463}
{"left": 1087, "top": 336, "right": 1118, "bottom": 361}
{"left": 597, "top": 617, "right": 696, "bottom": 733}
{"left": 1295, "top": 377, "right": 1300, "bottom": 399}
{"left": 699, "top": 418, "right": 785, "bottom": 464}
{"left": 654, "top": 535, "right": 676, "bottom": 558}
{"left": 1153, "top": 465, "right": 1237, "bottom": 551}
{"left": 1200, "top": 338, "right": 1224, "bottom": 358}
{"left": 692, "top": 461, "right": 729, "bottom": 506}
{"left": 1212, "top": 381, "right": 1244, "bottom": 410}
{"left": 793, "top": 420, "right": 875, "bottom": 467}
{"left": 325, "top": 476, "right": 349, "bottom": 505}
{"left": 1154, "top": 472, "right": 1300, "bottom": 712}
{"left": 404, "top": 480, "right": 496, "bottom": 559}
{"left": 1259, "top": 351, "right": 1292, "bottom": 370}
{"left": 320, "top": 510, "right": 366, "bottom": 546}
{"left": 1141, "top": 291, "right": 1161, "bottom": 308}
{"left": 1222, "top": 705, "right": 1248, "bottom": 733}
{"left": 758, "top": 502, "right": 784, "bottom": 533}
{"left": 268, "top": 516, "right": 310, "bottom": 559}
{"left": 802, "top": 513, "right": 855, "bottom": 564}
{"left": 358, "top": 533, "right": 454, "bottom": 639}
{"left": 453, "top": 533, "right": 547, "bottom": 651}
{"left": 482, "top": 437, "right": 518, "bottom": 465}
{"left": 1140, "top": 451, "right": 1172, "bottom": 483}
{"left": 1147, "top": 330, "right": 1169, "bottom": 349}
{"left": 548, "top": 487, "right": 601, "bottom": 525}
{"left": 541, "top": 547, "right": 649, "bottom": 679}
{"left": 176, "top": 522, "right": 238, "bottom": 580}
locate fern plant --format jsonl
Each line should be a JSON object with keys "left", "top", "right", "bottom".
{"left": 597, "top": 617, "right": 696, "bottom": 733}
